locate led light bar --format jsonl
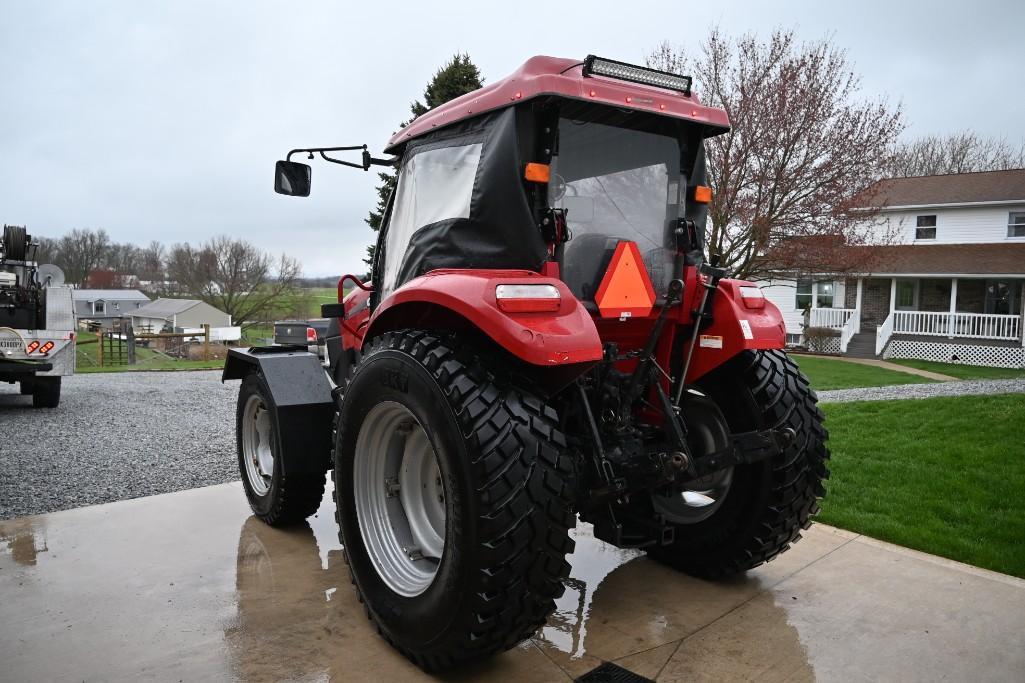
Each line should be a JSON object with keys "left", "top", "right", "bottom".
{"left": 583, "top": 55, "right": 692, "bottom": 96}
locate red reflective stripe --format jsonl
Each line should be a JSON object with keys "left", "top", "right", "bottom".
{"left": 496, "top": 298, "right": 561, "bottom": 313}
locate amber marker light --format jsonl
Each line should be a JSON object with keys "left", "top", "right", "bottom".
{"left": 524, "top": 162, "right": 551, "bottom": 183}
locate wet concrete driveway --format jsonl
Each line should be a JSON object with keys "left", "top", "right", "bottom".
{"left": 2, "top": 482, "right": 1023, "bottom": 682}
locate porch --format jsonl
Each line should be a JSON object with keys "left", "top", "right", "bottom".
{"left": 805, "top": 276, "right": 1025, "bottom": 367}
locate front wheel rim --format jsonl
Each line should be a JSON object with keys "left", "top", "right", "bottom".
{"left": 241, "top": 393, "right": 274, "bottom": 496}
{"left": 353, "top": 401, "right": 447, "bottom": 597}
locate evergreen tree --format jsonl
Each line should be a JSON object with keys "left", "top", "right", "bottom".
{"left": 364, "top": 54, "right": 483, "bottom": 269}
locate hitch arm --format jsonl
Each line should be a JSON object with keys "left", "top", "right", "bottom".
{"left": 686, "top": 427, "right": 797, "bottom": 479}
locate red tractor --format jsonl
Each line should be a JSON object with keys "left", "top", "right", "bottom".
{"left": 224, "top": 55, "right": 828, "bottom": 671}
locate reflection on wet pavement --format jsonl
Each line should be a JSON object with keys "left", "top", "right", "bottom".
{"left": 2, "top": 480, "right": 1025, "bottom": 681}
{"left": 0, "top": 517, "right": 48, "bottom": 566}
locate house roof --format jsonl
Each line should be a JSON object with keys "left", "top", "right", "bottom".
{"left": 71, "top": 289, "right": 150, "bottom": 302}
{"left": 856, "top": 242, "right": 1025, "bottom": 276}
{"left": 129, "top": 298, "right": 203, "bottom": 320}
{"left": 866, "top": 168, "right": 1025, "bottom": 208}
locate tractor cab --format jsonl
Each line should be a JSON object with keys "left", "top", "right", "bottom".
{"left": 370, "top": 56, "right": 728, "bottom": 310}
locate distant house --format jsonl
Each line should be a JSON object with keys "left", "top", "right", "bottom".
{"left": 84, "top": 269, "right": 138, "bottom": 289}
{"left": 129, "top": 298, "right": 232, "bottom": 334}
{"left": 71, "top": 289, "right": 151, "bottom": 329}
{"left": 759, "top": 168, "right": 1025, "bottom": 368}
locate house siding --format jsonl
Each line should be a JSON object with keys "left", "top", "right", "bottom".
{"left": 918, "top": 278, "right": 952, "bottom": 312}
{"left": 869, "top": 203, "right": 1025, "bottom": 245}
{"left": 174, "top": 302, "right": 231, "bottom": 329}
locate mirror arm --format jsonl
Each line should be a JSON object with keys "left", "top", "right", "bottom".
{"left": 319, "top": 150, "right": 366, "bottom": 170}
{"left": 285, "top": 145, "right": 396, "bottom": 172}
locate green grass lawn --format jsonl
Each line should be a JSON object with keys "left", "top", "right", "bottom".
{"left": 793, "top": 354, "right": 936, "bottom": 391}
{"left": 888, "top": 358, "right": 1025, "bottom": 380}
{"left": 818, "top": 394, "right": 1025, "bottom": 578}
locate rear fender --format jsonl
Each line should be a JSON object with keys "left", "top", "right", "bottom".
{"left": 685, "top": 279, "right": 787, "bottom": 382}
{"left": 222, "top": 347, "right": 335, "bottom": 475}
{"left": 366, "top": 269, "right": 603, "bottom": 368}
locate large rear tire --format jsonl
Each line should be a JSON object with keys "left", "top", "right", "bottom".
{"left": 334, "top": 330, "right": 575, "bottom": 672}
{"left": 647, "top": 349, "right": 829, "bottom": 578}
{"left": 236, "top": 373, "right": 325, "bottom": 526}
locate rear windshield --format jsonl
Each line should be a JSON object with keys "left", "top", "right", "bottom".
{"left": 550, "top": 118, "right": 682, "bottom": 301}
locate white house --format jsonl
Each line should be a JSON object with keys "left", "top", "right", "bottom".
{"left": 759, "top": 168, "right": 1025, "bottom": 368}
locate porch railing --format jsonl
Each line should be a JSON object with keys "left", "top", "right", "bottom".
{"left": 808, "top": 307, "right": 856, "bottom": 329}
{"left": 839, "top": 310, "right": 860, "bottom": 353}
{"left": 892, "top": 311, "right": 1021, "bottom": 341}
{"left": 876, "top": 311, "right": 894, "bottom": 356}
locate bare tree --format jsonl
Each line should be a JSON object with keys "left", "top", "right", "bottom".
{"left": 103, "top": 242, "right": 141, "bottom": 276}
{"left": 887, "top": 131, "right": 1025, "bottom": 177}
{"left": 167, "top": 236, "right": 302, "bottom": 326}
{"left": 50, "top": 228, "right": 111, "bottom": 286}
{"left": 648, "top": 29, "right": 904, "bottom": 280}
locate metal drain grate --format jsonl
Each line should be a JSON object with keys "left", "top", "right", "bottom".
{"left": 575, "top": 661, "right": 653, "bottom": 683}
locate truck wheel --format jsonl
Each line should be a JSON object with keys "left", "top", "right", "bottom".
{"left": 647, "top": 349, "right": 829, "bottom": 578}
{"left": 31, "top": 377, "right": 61, "bottom": 408}
{"left": 334, "top": 330, "right": 575, "bottom": 671}
{"left": 237, "top": 373, "right": 325, "bottom": 526}
{"left": 19, "top": 381, "right": 33, "bottom": 395}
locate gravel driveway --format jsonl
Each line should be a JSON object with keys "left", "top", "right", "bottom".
{"left": 0, "top": 370, "right": 237, "bottom": 519}
{"left": 3, "top": 369, "right": 1024, "bottom": 520}
{"left": 818, "top": 378, "right": 1025, "bottom": 403}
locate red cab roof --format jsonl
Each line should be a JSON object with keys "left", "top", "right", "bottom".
{"left": 386, "top": 55, "right": 731, "bottom": 152}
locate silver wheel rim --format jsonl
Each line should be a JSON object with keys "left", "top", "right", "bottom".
{"left": 353, "top": 401, "right": 446, "bottom": 597}
{"left": 653, "top": 467, "right": 733, "bottom": 524}
{"left": 241, "top": 394, "right": 275, "bottom": 496}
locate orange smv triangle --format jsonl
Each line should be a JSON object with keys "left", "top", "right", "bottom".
{"left": 594, "top": 241, "right": 656, "bottom": 319}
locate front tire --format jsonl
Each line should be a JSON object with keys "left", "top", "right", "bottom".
{"left": 236, "top": 373, "right": 325, "bottom": 526}
{"left": 334, "top": 330, "right": 575, "bottom": 672}
{"left": 647, "top": 349, "right": 829, "bottom": 578}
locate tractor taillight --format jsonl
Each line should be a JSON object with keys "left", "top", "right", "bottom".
{"left": 39, "top": 341, "right": 55, "bottom": 354}
{"left": 495, "top": 284, "right": 561, "bottom": 313}
{"left": 26, "top": 340, "right": 40, "bottom": 353}
{"left": 306, "top": 327, "right": 318, "bottom": 343}
{"left": 738, "top": 286, "right": 766, "bottom": 309}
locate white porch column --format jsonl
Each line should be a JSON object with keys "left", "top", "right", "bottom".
{"left": 854, "top": 278, "right": 864, "bottom": 334}
{"left": 948, "top": 278, "right": 958, "bottom": 338}
{"left": 889, "top": 278, "right": 897, "bottom": 314}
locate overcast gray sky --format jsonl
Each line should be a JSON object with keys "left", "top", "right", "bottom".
{"left": 2, "top": 1, "right": 1022, "bottom": 276}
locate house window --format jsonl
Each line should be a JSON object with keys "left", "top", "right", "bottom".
{"left": 985, "top": 280, "right": 1019, "bottom": 315}
{"left": 93, "top": 301, "right": 106, "bottom": 315}
{"left": 816, "top": 281, "right": 834, "bottom": 308}
{"left": 915, "top": 215, "right": 937, "bottom": 240}
{"left": 896, "top": 280, "right": 918, "bottom": 310}
{"left": 1009, "top": 212, "right": 1025, "bottom": 238}
{"left": 795, "top": 279, "right": 812, "bottom": 310}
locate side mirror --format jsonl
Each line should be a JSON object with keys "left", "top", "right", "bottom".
{"left": 274, "top": 160, "right": 311, "bottom": 197}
